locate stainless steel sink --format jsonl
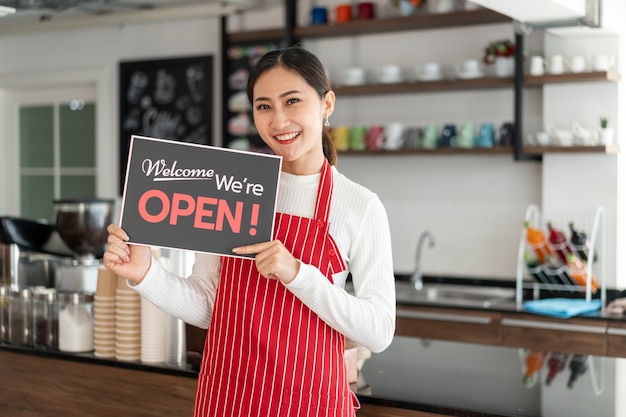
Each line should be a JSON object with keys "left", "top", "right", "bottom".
{"left": 395, "top": 281, "right": 516, "bottom": 308}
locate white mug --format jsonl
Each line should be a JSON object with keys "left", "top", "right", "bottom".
{"left": 593, "top": 55, "right": 615, "bottom": 71}
{"left": 420, "top": 62, "right": 441, "bottom": 76}
{"left": 571, "top": 122, "right": 598, "bottom": 145}
{"left": 460, "top": 59, "right": 481, "bottom": 74}
{"left": 528, "top": 56, "right": 544, "bottom": 76}
{"left": 569, "top": 55, "right": 586, "bottom": 73}
{"left": 548, "top": 55, "right": 565, "bottom": 74}
{"left": 342, "top": 67, "right": 366, "bottom": 86}
{"left": 526, "top": 132, "right": 551, "bottom": 146}
{"left": 377, "top": 65, "right": 402, "bottom": 83}
{"left": 383, "top": 122, "right": 405, "bottom": 150}
{"left": 546, "top": 123, "right": 574, "bottom": 146}
{"left": 435, "top": 0, "right": 458, "bottom": 13}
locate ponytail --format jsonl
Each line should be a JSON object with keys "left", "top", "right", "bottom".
{"left": 322, "top": 129, "right": 337, "bottom": 166}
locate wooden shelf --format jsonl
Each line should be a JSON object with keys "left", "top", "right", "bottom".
{"left": 339, "top": 146, "right": 513, "bottom": 156}
{"left": 226, "top": 9, "right": 510, "bottom": 44}
{"left": 525, "top": 70, "right": 620, "bottom": 86}
{"left": 332, "top": 71, "right": 619, "bottom": 97}
{"left": 522, "top": 144, "right": 619, "bottom": 155}
{"left": 338, "top": 145, "right": 620, "bottom": 157}
{"left": 295, "top": 9, "right": 511, "bottom": 39}
{"left": 226, "top": 28, "right": 285, "bottom": 44}
{"left": 333, "top": 76, "right": 513, "bottom": 96}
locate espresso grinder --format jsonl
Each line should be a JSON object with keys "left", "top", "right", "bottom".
{"left": 52, "top": 198, "right": 116, "bottom": 294}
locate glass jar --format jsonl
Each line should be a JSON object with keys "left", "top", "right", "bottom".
{"left": 32, "top": 287, "right": 58, "bottom": 349}
{"left": 58, "top": 291, "right": 94, "bottom": 353}
{"left": 8, "top": 288, "right": 33, "bottom": 346}
{"left": 0, "top": 286, "right": 7, "bottom": 343}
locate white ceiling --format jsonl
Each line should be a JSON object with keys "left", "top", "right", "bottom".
{"left": 0, "top": 0, "right": 263, "bottom": 34}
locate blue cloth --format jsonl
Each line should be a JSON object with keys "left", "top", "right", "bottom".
{"left": 523, "top": 298, "right": 602, "bottom": 318}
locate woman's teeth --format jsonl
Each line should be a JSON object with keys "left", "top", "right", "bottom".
{"left": 275, "top": 132, "right": 300, "bottom": 141}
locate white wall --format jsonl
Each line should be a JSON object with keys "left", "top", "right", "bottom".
{"left": 0, "top": 2, "right": 622, "bottom": 287}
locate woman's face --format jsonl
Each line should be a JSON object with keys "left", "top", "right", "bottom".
{"left": 251, "top": 66, "right": 334, "bottom": 175}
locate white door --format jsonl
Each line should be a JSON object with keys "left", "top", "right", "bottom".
{"left": 4, "top": 84, "right": 97, "bottom": 222}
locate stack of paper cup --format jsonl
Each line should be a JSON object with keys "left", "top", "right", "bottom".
{"left": 115, "top": 275, "right": 141, "bottom": 361}
{"left": 93, "top": 267, "right": 117, "bottom": 358}
{"left": 140, "top": 296, "right": 167, "bottom": 363}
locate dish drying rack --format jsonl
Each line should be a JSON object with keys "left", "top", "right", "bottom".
{"left": 515, "top": 204, "right": 607, "bottom": 309}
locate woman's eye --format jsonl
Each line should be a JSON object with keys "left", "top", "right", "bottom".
{"left": 286, "top": 98, "right": 300, "bottom": 105}
{"left": 256, "top": 104, "right": 270, "bottom": 111}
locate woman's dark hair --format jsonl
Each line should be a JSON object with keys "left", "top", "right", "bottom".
{"left": 246, "top": 46, "right": 337, "bottom": 166}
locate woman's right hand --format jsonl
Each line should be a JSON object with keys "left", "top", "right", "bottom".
{"left": 102, "top": 224, "right": 152, "bottom": 284}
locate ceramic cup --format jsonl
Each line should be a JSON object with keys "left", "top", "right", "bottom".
{"left": 349, "top": 125, "right": 367, "bottom": 150}
{"left": 383, "top": 122, "right": 405, "bottom": 150}
{"left": 421, "top": 124, "right": 439, "bottom": 149}
{"left": 459, "top": 59, "right": 481, "bottom": 74}
{"left": 548, "top": 55, "right": 565, "bottom": 74}
{"left": 476, "top": 123, "right": 495, "bottom": 148}
{"left": 593, "top": 54, "right": 615, "bottom": 71}
{"left": 546, "top": 123, "right": 574, "bottom": 146}
{"left": 357, "top": 1, "right": 375, "bottom": 19}
{"left": 342, "top": 67, "right": 366, "bottom": 86}
{"left": 452, "top": 123, "right": 475, "bottom": 148}
{"left": 377, "top": 65, "right": 403, "bottom": 83}
{"left": 498, "top": 122, "right": 515, "bottom": 146}
{"left": 569, "top": 55, "right": 586, "bottom": 73}
{"left": 310, "top": 7, "right": 328, "bottom": 25}
{"left": 528, "top": 56, "right": 545, "bottom": 76}
{"left": 526, "top": 132, "right": 551, "bottom": 146}
{"left": 335, "top": 4, "right": 352, "bottom": 23}
{"left": 418, "top": 62, "right": 442, "bottom": 80}
{"left": 439, "top": 124, "right": 457, "bottom": 147}
{"left": 571, "top": 122, "right": 598, "bottom": 145}
{"left": 403, "top": 127, "right": 423, "bottom": 148}
{"left": 435, "top": 0, "right": 458, "bottom": 13}
{"left": 366, "top": 125, "right": 384, "bottom": 150}
{"left": 331, "top": 125, "right": 350, "bottom": 151}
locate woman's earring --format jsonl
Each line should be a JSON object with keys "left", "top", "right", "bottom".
{"left": 324, "top": 115, "right": 330, "bottom": 127}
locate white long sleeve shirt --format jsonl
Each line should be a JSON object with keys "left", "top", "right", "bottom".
{"left": 132, "top": 166, "right": 396, "bottom": 353}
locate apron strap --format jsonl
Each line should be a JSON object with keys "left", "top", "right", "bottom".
{"left": 313, "top": 159, "right": 333, "bottom": 222}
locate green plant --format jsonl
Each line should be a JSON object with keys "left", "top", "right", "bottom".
{"left": 600, "top": 117, "right": 608, "bottom": 129}
{"left": 483, "top": 39, "right": 515, "bottom": 65}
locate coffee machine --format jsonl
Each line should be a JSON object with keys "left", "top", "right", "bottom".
{"left": 0, "top": 216, "right": 75, "bottom": 290}
{"left": 52, "top": 198, "right": 116, "bottom": 294}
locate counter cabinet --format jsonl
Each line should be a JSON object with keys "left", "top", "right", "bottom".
{"left": 606, "top": 320, "right": 626, "bottom": 357}
{"left": 395, "top": 302, "right": 624, "bottom": 357}
{"left": 0, "top": 348, "right": 465, "bottom": 417}
{"left": 0, "top": 349, "right": 197, "bottom": 417}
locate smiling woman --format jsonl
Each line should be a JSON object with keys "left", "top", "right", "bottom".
{"left": 104, "top": 46, "right": 396, "bottom": 417}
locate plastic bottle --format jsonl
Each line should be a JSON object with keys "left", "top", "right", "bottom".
{"left": 523, "top": 350, "right": 547, "bottom": 385}
{"left": 545, "top": 352, "right": 569, "bottom": 385}
{"left": 525, "top": 221, "right": 554, "bottom": 264}
{"left": 567, "top": 354, "right": 588, "bottom": 388}
{"left": 568, "top": 222, "right": 598, "bottom": 263}
{"left": 547, "top": 222, "right": 573, "bottom": 265}
{"left": 566, "top": 253, "right": 599, "bottom": 292}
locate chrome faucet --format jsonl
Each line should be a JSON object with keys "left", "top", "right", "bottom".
{"left": 411, "top": 230, "right": 436, "bottom": 290}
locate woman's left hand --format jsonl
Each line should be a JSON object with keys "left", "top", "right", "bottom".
{"left": 232, "top": 240, "right": 300, "bottom": 284}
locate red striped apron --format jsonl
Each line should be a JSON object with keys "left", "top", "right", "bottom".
{"left": 193, "top": 160, "right": 356, "bottom": 417}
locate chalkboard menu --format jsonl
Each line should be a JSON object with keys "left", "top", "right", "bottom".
{"left": 119, "top": 55, "right": 213, "bottom": 193}
{"left": 222, "top": 41, "right": 283, "bottom": 153}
